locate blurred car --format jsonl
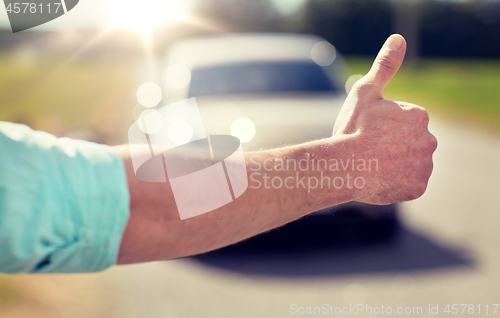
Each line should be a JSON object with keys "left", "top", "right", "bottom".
{"left": 160, "top": 33, "right": 398, "bottom": 249}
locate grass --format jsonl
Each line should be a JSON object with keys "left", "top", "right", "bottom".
{"left": 0, "top": 52, "right": 135, "bottom": 144}
{"left": 345, "top": 57, "right": 500, "bottom": 132}
{"left": 0, "top": 53, "right": 498, "bottom": 140}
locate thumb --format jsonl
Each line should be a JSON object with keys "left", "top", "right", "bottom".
{"left": 357, "top": 34, "right": 406, "bottom": 101}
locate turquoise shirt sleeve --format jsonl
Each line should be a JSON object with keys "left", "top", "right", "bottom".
{"left": 0, "top": 122, "right": 130, "bottom": 273}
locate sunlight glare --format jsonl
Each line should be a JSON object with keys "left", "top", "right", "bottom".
{"left": 137, "top": 82, "right": 162, "bottom": 108}
{"left": 112, "top": 0, "right": 196, "bottom": 36}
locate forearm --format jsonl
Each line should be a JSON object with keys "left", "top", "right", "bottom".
{"left": 115, "top": 134, "right": 361, "bottom": 264}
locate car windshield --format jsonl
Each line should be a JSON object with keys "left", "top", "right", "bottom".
{"left": 188, "top": 62, "right": 338, "bottom": 97}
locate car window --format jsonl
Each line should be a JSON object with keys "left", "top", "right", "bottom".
{"left": 188, "top": 62, "right": 338, "bottom": 97}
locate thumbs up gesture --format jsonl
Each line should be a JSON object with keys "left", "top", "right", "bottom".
{"left": 333, "top": 34, "right": 438, "bottom": 205}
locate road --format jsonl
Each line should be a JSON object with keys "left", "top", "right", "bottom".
{"left": 6, "top": 115, "right": 500, "bottom": 318}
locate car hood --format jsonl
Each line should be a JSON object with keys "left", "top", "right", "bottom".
{"left": 194, "top": 93, "right": 346, "bottom": 150}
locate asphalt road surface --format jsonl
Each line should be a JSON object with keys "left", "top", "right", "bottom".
{"left": 8, "top": 115, "right": 499, "bottom": 318}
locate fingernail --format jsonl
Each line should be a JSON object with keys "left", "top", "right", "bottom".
{"left": 386, "top": 34, "right": 404, "bottom": 52}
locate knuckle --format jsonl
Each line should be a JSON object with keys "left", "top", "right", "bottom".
{"left": 428, "top": 133, "right": 438, "bottom": 151}
{"left": 405, "top": 104, "right": 429, "bottom": 126}
{"left": 420, "top": 108, "right": 430, "bottom": 124}
{"left": 408, "top": 104, "right": 427, "bottom": 116}
{"left": 411, "top": 183, "right": 427, "bottom": 200}
{"left": 426, "top": 161, "right": 434, "bottom": 177}
{"left": 375, "top": 55, "right": 398, "bottom": 73}
{"left": 423, "top": 160, "right": 434, "bottom": 178}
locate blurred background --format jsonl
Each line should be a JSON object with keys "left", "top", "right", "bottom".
{"left": 1, "top": 0, "right": 500, "bottom": 317}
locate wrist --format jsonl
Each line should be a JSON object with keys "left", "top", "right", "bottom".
{"left": 300, "top": 133, "right": 368, "bottom": 211}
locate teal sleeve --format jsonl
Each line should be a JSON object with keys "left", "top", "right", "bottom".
{"left": 0, "top": 122, "right": 130, "bottom": 273}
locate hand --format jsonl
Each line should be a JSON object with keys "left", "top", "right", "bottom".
{"left": 333, "top": 34, "right": 437, "bottom": 205}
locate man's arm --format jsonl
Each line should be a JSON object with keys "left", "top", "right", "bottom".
{"left": 116, "top": 34, "right": 437, "bottom": 265}
{"left": 115, "top": 135, "right": 360, "bottom": 264}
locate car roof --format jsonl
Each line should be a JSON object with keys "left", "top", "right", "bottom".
{"left": 164, "top": 33, "right": 330, "bottom": 68}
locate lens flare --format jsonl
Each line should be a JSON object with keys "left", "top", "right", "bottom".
{"left": 111, "top": 0, "right": 195, "bottom": 36}
{"left": 311, "top": 41, "right": 336, "bottom": 66}
{"left": 138, "top": 109, "right": 163, "bottom": 134}
{"left": 137, "top": 82, "right": 162, "bottom": 108}
{"left": 345, "top": 74, "right": 364, "bottom": 94}
{"left": 231, "top": 118, "right": 256, "bottom": 143}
